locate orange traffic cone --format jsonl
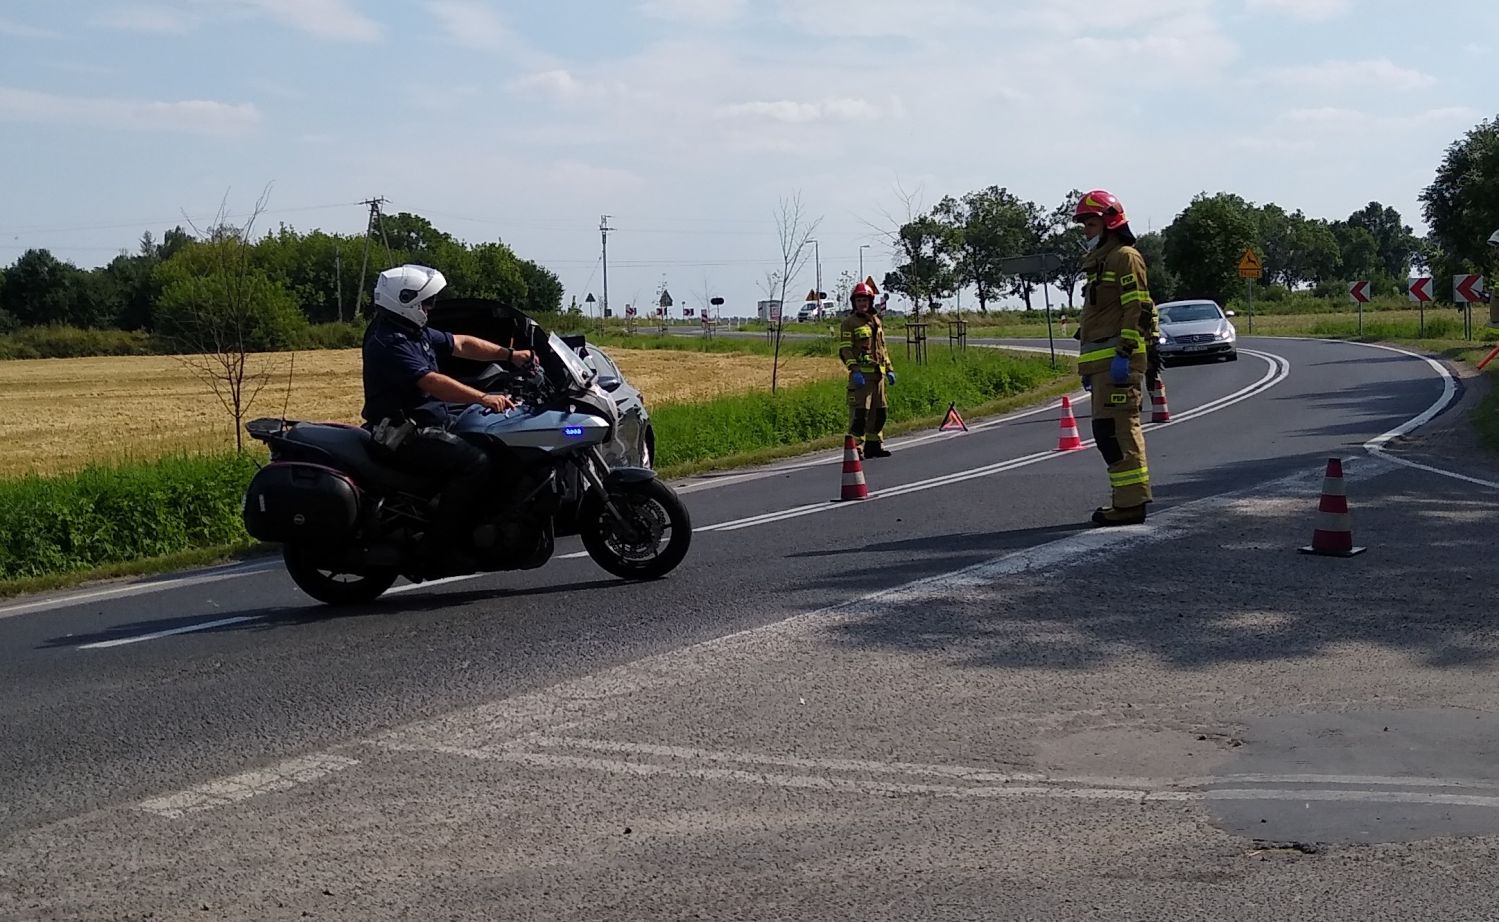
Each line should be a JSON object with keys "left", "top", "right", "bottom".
{"left": 832, "top": 435, "right": 870, "bottom": 502}
{"left": 1150, "top": 379, "right": 1171, "bottom": 423}
{"left": 1056, "top": 395, "right": 1083, "bottom": 451}
{"left": 1299, "top": 458, "right": 1366, "bottom": 557}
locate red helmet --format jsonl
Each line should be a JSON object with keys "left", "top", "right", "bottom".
{"left": 850, "top": 281, "right": 876, "bottom": 304}
{"left": 1073, "top": 189, "right": 1128, "bottom": 231}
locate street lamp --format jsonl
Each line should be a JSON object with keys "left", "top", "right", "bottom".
{"left": 859, "top": 244, "right": 870, "bottom": 279}
{"left": 806, "top": 238, "right": 822, "bottom": 304}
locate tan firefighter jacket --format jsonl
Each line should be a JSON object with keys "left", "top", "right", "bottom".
{"left": 839, "top": 311, "right": 892, "bottom": 374}
{"left": 1077, "top": 239, "right": 1157, "bottom": 376}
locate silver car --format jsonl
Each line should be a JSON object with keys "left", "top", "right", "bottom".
{"left": 1157, "top": 299, "right": 1238, "bottom": 363}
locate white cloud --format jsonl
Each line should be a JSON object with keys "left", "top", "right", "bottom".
{"left": 427, "top": 0, "right": 509, "bottom": 50}
{"left": 638, "top": 0, "right": 746, "bottom": 25}
{"left": 1265, "top": 58, "right": 1437, "bottom": 92}
{"left": 716, "top": 97, "right": 883, "bottom": 124}
{"left": 509, "top": 69, "right": 584, "bottom": 99}
{"left": 91, "top": 5, "right": 194, "bottom": 34}
{"left": 0, "top": 87, "right": 261, "bottom": 136}
{"left": 219, "top": 0, "right": 381, "bottom": 43}
{"left": 1244, "top": 0, "right": 1351, "bottom": 22}
{"left": 1280, "top": 105, "right": 1478, "bottom": 129}
{"left": 0, "top": 16, "right": 62, "bottom": 38}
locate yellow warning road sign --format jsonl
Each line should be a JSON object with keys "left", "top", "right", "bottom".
{"left": 1238, "top": 249, "right": 1263, "bottom": 280}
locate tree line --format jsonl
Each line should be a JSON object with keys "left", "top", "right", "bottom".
{"left": 882, "top": 113, "right": 1499, "bottom": 314}
{"left": 0, "top": 211, "right": 564, "bottom": 350}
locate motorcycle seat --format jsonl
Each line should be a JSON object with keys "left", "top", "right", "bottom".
{"left": 282, "top": 423, "right": 441, "bottom": 495}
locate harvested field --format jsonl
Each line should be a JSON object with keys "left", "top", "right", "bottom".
{"left": 0, "top": 347, "right": 840, "bottom": 477}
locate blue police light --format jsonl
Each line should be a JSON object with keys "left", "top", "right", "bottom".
{"left": 563, "top": 425, "right": 585, "bottom": 437}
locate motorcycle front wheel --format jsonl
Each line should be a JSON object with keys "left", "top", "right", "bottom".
{"left": 580, "top": 478, "right": 692, "bottom": 580}
{"left": 283, "top": 544, "right": 398, "bottom": 605}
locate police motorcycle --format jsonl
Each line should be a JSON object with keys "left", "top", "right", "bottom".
{"left": 242, "top": 297, "right": 692, "bottom": 605}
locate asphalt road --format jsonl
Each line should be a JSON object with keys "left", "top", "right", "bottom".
{"left": 4, "top": 336, "right": 1498, "bottom": 921}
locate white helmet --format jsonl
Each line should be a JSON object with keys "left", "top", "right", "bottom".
{"left": 373, "top": 264, "right": 446, "bottom": 327}
{"left": 1488, "top": 229, "right": 1499, "bottom": 247}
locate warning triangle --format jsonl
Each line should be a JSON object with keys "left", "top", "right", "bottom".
{"left": 940, "top": 402, "right": 968, "bottom": 433}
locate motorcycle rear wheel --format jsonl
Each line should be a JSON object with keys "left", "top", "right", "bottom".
{"left": 580, "top": 479, "right": 692, "bottom": 580}
{"left": 283, "top": 544, "right": 398, "bottom": 605}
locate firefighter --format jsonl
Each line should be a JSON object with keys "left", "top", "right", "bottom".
{"left": 838, "top": 279, "right": 895, "bottom": 458}
{"left": 1073, "top": 190, "right": 1154, "bottom": 526}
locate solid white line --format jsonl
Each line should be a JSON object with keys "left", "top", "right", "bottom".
{"left": 136, "top": 753, "right": 360, "bottom": 819}
{"left": 1352, "top": 341, "right": 1499, "bottom": 490}
{"left": 697, "top": 350, "right": 1291, "bottom": 532}
{"left": 0, "top": 561, "right": 279, "bottom": 620}
{"left": 77, "top": 615, "right": 262, "bottom": 650}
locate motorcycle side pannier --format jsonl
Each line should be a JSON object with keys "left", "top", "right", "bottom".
{"left": 243, "top": 462, "right": 361, "bottom": 543}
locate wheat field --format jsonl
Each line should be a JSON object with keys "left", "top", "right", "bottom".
{"left": 0, "top": 347, "right": 842, "bottom": 477}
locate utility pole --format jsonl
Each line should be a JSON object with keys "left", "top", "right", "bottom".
{"left": 334, "top": 245, "right": 343, "bottom": 323}
{"left": 355, "top": 196, "right": 387, "bottom": 318}
{"left": 600, "top": 214, "right": 613, "bottom": 331}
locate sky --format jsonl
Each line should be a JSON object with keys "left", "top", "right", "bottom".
{"left": 0, "top": 0, "right": 1493, "bottom": 315}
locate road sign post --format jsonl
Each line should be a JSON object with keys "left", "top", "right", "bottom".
{"left": 1407, "top": 277, "right": 1433, "bottom": 337}
{"left": 1455, "top": 275, "right": 1485, "bottom": 342}
{"left": 1237, "top": 249, "right": 1262, "bottom": 334}
{"left": 1348, "top": 280, "right": 1371, "bottom": 335}
{"left": 998, "top": 253, "right": 1063, "bottom": 368}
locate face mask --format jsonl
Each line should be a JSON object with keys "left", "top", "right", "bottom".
{"left": 1082, "top": 233, "right": 1102, "bottom": 253}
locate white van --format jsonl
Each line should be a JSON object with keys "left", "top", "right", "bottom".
{"left": 797, "top": 299, "right": 837, "bottom": 323}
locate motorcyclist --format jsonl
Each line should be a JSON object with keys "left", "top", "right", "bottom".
{"left": 361, "top": 264, "right": 534, "bottom": 562}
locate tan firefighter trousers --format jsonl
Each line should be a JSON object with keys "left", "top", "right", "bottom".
{"left": 1087, "top": 370, "right": 1152, "bottom": 509}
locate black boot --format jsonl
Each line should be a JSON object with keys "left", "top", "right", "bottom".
{"left": 864, "top": 441, "right": 893, "bottom": 458}
{"left": 1091, "top": 504, "right": 1147, "bottom": 527}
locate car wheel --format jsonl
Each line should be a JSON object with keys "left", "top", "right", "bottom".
{"left": 1225, "top": 351, "right": 1238, "bottom": 362}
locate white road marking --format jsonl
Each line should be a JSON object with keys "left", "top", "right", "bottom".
{"left": 1353, "top": 341, "right": 1499, "bottom": 490}
{"left": 0, "top": 560, "right": 279, "bottom": 620}
{"left": 77, "top": 615, "right": 262, "bottom": 650}
{"left": 698, "top": 349, "right": 1291, "bottom": 532}
{"left": 397, "top": 741, "right": 1499, "bottom": 811}
{"left": 135, "top": 754, "right": 360, "bottom": 819}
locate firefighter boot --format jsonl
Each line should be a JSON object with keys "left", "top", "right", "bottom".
{"left": 1091, "top": 504, "right": 1147, "bottom": 526}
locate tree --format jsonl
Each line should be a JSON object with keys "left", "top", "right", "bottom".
{"left": 770, "top": 192, "right": 821, "bottom": 392}
{"left": 1421, "top": 115, "right": 1499, "bottom": 288}
{"left": 999, "top": 200, "right": 1048, "bottom": 311}
{"left": 1329, "top": 221, "right": 1380, "bottom": 281}
{"left": 1, "top": 249, "right": 79, "bottom": 326}
{"left": 833, "top": 270, "right": 856, "bottom": 311}
{"left": 1044, "top": 190, "right": 1088, "bottom": 307}
{"left": 1132, "top": 232, "right": 1178, "bottom": 305}
{"left": 885, "top": 214, "right": 956, "bottom": 317}
{"left": 1162, "top": 193, "right": 1260, "bottom": 303}
{"left": 1346, "top": 201, "right": 1418, "bottom": 278}
{"left": 517, "top": 259, "right": 563, "bottom": 315}
{"left": 152, "top": 188, "right": 307, "bottom": 452}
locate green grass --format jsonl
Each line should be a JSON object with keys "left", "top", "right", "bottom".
{"left": 649, "top": 348, "right": 1069, "bottom": 473}
{"left": 0, "top": 451, "right": 262, "bottom": 584}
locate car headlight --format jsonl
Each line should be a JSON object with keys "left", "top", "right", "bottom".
{"left": 1219, "top": 327, "right": 1236, "bottom": 341}
{"left": 1158, "top": 334, "right": 1172, "bottom": 345}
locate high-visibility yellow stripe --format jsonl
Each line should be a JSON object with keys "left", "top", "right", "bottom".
{"left": 1110, "top": 467, "right": 1150, "bottom": 487}
{"left": 1120, "top": 329, "right": 1144, "bottom": 344}
{"left": 1099, "top": 272, "right": 1118, "bottom": 282}
{"left": 1120, "top": 290, "right": 1151, "bottom": 305}
{"left": 1079, "top": 346, "right": 1117, "bottom": 363}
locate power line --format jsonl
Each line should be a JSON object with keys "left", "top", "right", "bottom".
{"left": 0, "top": 201, "right": 364, "bottom": 236}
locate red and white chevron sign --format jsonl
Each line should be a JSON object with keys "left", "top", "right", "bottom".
{"left": 1454, "top": 274, "right": 1486, "bottom": 304}
{"left": 1407, "top": 277, "right": 1433, "bottom": 303}
{"left": 1348, "top": 280, "right": 1371, "bottom": 304}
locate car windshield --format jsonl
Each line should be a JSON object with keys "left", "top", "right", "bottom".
{"left": 1161, "top": 304, "right": 1223, "bottom": 323}
{"left": 587, "top": 349, "right": 622, "bottom": 384}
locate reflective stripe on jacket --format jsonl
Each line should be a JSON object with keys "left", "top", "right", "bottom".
{"left": 1078, "top": 240, "right": 1154, "bottom": 375}
{"left": 839, "top": 313, "right": 891, "bottom": 373}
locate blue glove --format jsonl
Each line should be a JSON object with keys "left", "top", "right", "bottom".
{"left": 1110, "top": 354, "right": 1131, "bottom": 386}
{"left": 1081, "top": 375, "right": 1091, "bottom": 392}
{"left": 850, "top": 371, "right": 866, "bottom": 388}
{"left": 885, "top": 370, "right": 897, "bottom": 386}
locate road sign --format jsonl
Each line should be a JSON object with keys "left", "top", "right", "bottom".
{"left": 1348, "top": 280, "right": 1372, "bottom": 304}
{"left": 1407, "top": 277, "right": 1433, "bottom": 303}
{"left": 1237, "top": 249, "right": 1262, "bottom": 280}
{"left": 997, "top": 253, "right": 1062, "bottom": 277}
{"left": 1455, "top": 274, "right": 1486, "bottom": 304}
